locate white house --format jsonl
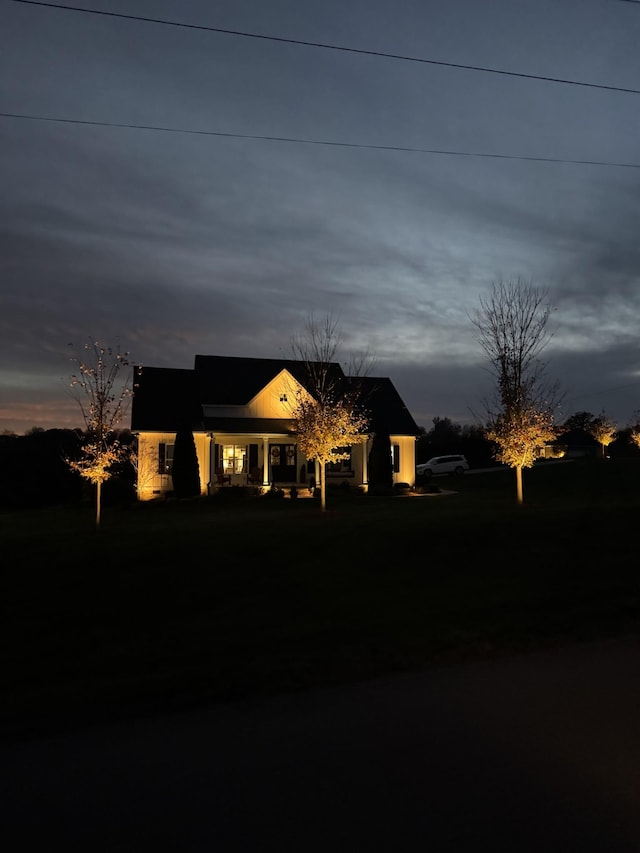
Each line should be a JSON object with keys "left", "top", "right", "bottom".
{"left": 131, "top": 355, "right": 420, "bottom": 500}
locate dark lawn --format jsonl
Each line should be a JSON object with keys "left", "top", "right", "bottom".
{"left": 2, "top": 457, "right": 639, "bottom": 740}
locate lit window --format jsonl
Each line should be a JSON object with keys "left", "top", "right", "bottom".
{"left": 158, "top": 442, "right": 174, "bottom": 474}
{"left": 391, "top": 443, "right": 400, "bottom": 473}
{"left": 222, "top": 444, "right": 247, "bottom": 474}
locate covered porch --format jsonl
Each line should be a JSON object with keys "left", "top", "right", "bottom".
{"left": 207, "top": 431, "right": 369, "bottom": 495}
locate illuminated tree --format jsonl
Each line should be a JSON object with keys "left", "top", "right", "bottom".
{"left": 66, "top": 339, "right": 134, "bottom": 527}
{"left": 629, "top": 412, "right": 640, "bottom": 451}
{"left": 470, "top": 278, "right": 561, "bottom": 505}
{"left": 485, "top": 404, "right": 556, "bottom": 491}
{"left": 294, "top": 396, "right": 369, "bottom": 510}
{"left": 289, "top": 314, "right": 371, "bottom": 511}
{"left": 588, "top": 410, "right": 617, "bottom": 458}
{"left": 129, "top": 436, "right": 155, "bottom": 498}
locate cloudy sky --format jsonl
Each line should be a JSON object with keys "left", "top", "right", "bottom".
{"left": 2, "top": 0, "right": 640, "bottom": 434}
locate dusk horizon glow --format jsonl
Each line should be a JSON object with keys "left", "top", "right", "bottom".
{"left": 2, "top": 0, "right": 640, "bottom": 435}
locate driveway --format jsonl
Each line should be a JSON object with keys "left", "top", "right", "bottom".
{"left": 3, "top": 634, "right": 640, "bottom": 852}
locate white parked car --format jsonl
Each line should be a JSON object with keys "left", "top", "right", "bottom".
{"left": 416, "top": 455, "right": 470, "bottom": 477}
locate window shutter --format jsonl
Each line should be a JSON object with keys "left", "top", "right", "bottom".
{"left": 249, "top": 444, "right": 258, "bottom": 469}
{"left": 393, "top": 444, "right": 400, "bottom": 473}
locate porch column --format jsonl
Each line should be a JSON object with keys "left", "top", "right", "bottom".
{"left": 262, "top": 437, "right": 270, "bottom": 486}
{"left": 361, "top": 438, "right": 369, "bottom": 488}
{"left": 207, "top": 433, "right": 214, "bottom": 495}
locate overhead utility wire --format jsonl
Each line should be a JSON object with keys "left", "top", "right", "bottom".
{"left": 561, "top": 379, "right": 640, "bottom": 412}
{"left": 8, "top": 0, "right": 640, "bottom": 97}
{"left": 2, "top": 112, "right": 639, "bottom": 169}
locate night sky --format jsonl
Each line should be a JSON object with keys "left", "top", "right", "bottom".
{"left": 2, "top": 0, "right": 640, "bottom": 434}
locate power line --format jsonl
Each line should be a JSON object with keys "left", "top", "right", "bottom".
{"left": 2, "top": 111, "right": 640, "bottom": 169}
{"left": 8, "top": 0, "right": 640, "bottom": 97}
{"left": 560, "top": 378, "right": 640, "bottom": 414}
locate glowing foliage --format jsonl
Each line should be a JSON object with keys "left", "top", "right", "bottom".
{"left": 588, "top": 411, "right": 617, "bottom": 457}
{"left": 486, "top": 405, "right": 557, "bottom": 469}
{"left": 289, "top": 313, "right": 372, "bottom": 511}
{"left": 292, "top": 392, "right": 368, "bottom": 511}
{"left": 293, "top": 395, "right": 368, "bottom": 467}
{"left": 67, "top": 441, "right": 127, "bottom": 485}
{"left": 471, "top": 279, "right": 560, "bottom": 505}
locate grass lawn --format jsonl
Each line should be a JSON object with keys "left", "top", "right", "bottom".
{"left": 2, "top": 456, "right": 639, "bottom": 740}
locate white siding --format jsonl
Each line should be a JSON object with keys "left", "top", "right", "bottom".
{"left": 135, "top": 431, "right": 209, "bottom": 501}
{"left": 247, "top": 370, "right": 309, "bottom": 418}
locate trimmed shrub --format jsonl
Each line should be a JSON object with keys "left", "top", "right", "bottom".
{"left": 171, "top": 426, "right": 201, "bottom": 499}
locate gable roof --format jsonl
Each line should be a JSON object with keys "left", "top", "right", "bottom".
{"left": 193, "top": 355, "right": 345, "bottom": 404}
{"left": 131, "top": 356, "right": 420, "bottom": 436}
{"left": 355, "top": 376, "right": 421, "bottom": 436}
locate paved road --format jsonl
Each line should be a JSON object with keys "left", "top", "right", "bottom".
{"left": 3, "top": 635, "right": 640, "bottom": 852}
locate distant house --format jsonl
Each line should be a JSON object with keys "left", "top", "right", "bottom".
{"left": 130, "top": 355, "right": 420, "bottom": 500}
{"left": 537, "top": 428, "right": 600, "bottom": 460}
{"left": 556, "top": 428, "right": 601, "bottom": 459}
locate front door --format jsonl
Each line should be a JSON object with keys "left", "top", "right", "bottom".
{"left": 270, "top": 444, "right": 296, "bottom": 483}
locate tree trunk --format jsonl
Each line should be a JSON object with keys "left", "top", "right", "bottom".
{"left": 516, "top": 465, "right": 524, "bottom": 505}
{"left": 96, "top": 481, "right": 102, "bottom": 528}
{"left": 320, "top": 462, "right": 327, "bottom": 512}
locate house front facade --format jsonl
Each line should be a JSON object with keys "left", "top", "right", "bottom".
{"left": 131, "top": 355, "right": 420, "bottom": 500}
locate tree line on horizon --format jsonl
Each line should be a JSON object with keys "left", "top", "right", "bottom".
{"left": 1, "top": 411, "right": 639, "bottom": 512}
{"left": 3, "top": 285, "right": 640, "bottom": 514}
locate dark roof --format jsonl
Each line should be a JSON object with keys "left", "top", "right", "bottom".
{"left": 193, "top": 355, "right": 345, "bottom": 404}
{"left": 131, "top": 366, "right": 202, "bottom": 432}
{"left": 355, "top": 376, "right": 421, "bottom": 436}
{"left": 131, "top": 357, "right": 419, "bottom": 436}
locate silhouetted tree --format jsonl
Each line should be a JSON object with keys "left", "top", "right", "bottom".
{"left": 416, "top": 419, "right": 494, "bottom": 468}
{"left": 0, "top": 429, "right": 83, "bottom": 509}
{"left": 561, "top": 411, "right": 595, "bottom": 432}
{"left": 171, "top": 425, "right": 201, "bottom": 498}
{"left": 368, "top": 425, "right": 393, "bottom": 494}
{"left": 460, "top": 423, "right": 495, "bottom": 467}
{"left": 421, "top": 416, "right": 464, "bottom": 459}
